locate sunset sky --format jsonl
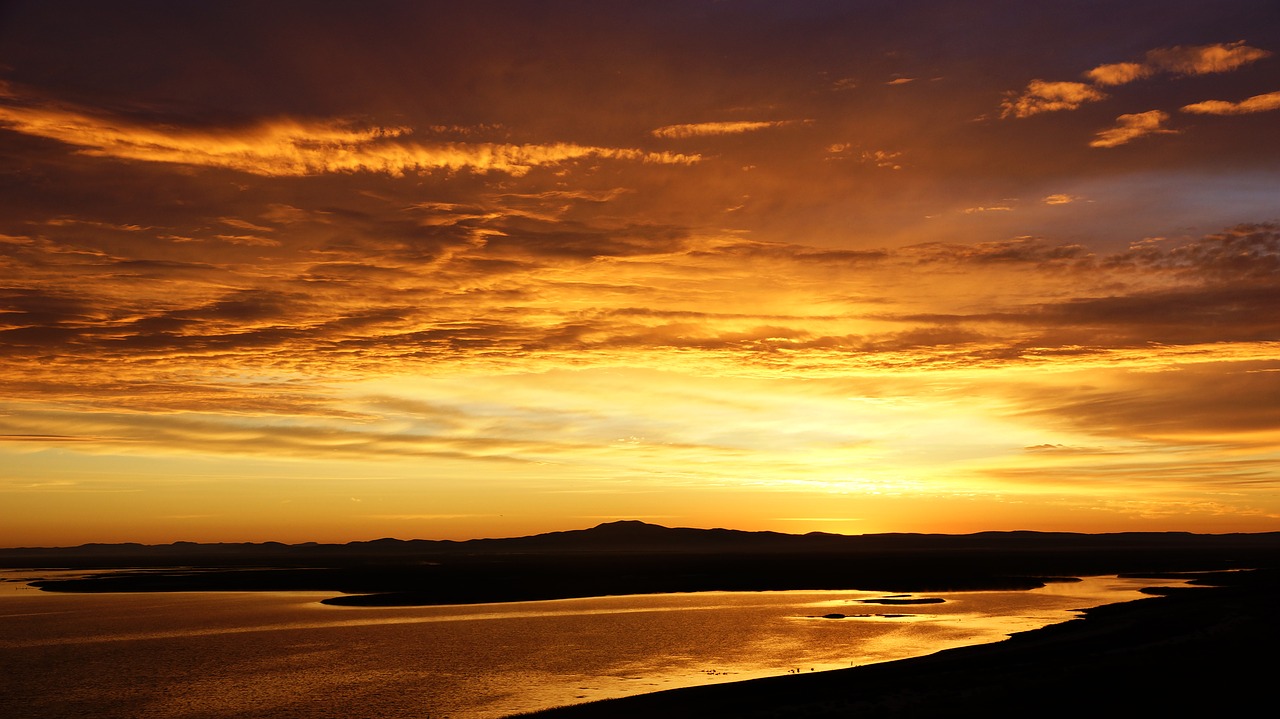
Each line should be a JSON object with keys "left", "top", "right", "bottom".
{"left": 2, "top": 1, "right": 1279, "bottom": 545}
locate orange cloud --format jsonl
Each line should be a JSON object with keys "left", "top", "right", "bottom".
{"left": 1181, "top": 90, "right": 1280, "bottom": 115}
{"left": 650, "top": 120, "right": 806, "bottom": 138}
{"left": 1086, "top": 41, "right": 1271, "bottom": 86}
{"left": 215, "top": 234, "right": 280, "bottom": 247}
{"left": 1089, "top": 111, "right": 1177, "bottom": 148}
{"left": 0, "top": 99, "right": 697, "bottom": 177}
{"left": 1042, "top": 194, "right": 1080, "bottom": 205}
{"left": 1144, "top": 40, "right": 1271, "bottom": 77}
{"left": 1085, "top": 62, "right": 1150, "bottom": 86}
{"left": 1000, "top": 80, "right": 1107, "bottom": 118}
{"left": 219, "top": 217, "right": 275, "bottom": 233}
{"left": 4, "top": 211, "right": 1278, "bottom": 537}
{"left": 1013, "top": 42, "right": 1272, "bottom": 121}
{"left": 859, "top": 150, "right": 903, "bottom": 169}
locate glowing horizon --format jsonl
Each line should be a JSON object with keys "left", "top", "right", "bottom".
{"left": 2, "top": 2, "right": 1278, "bottom": 546}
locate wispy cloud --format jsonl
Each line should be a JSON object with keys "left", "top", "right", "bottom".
{"left": 774, "top": 517, "right": 864, "bottom": 522}
{"left": 827, "top": 146, "right": 904, "bottom": 169}
{"left": 1087, "top": 41, "right": 1271, "bottom": 85}
{"left": 364, "top": 514, "right": 497, "bottom": 521}
{"left": 1181, "top": 90, "right": 1280, "bottom": 115}
{"left": 1042, "top": 194, "right": 1081, "bottom": 205}
{"left": 1089, "top": 110, "right": 1177, "bottom": 148}
{"left": 219, "top": 217, "right": 275, "bottom": 233}
{"left": 0, "top": 96, "right": 697, "bottom": 177}
{"left": 215, "top": 233, "right": 280, "bottom": 247}
{"left": 650, "top": 120, "right": 807, "bottom": 138}
{"left": 1142, "top": 41, "right": 1272, "bottom": 77}
{"left": 1084, "top": 62, "right": 1149, "bottom": 87}
{"left": 7, "top": 211, "right": 1274, "bottom": 391}
{"left": 1005, "top": 42, "right": 1272, "bottom": 122}
{"left": 1000, "top": 80, "right": 1107, "bottom": 118}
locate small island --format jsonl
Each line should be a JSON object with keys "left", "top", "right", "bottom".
{"left": 857, "top": 596, "right": 945, "bottom": 605}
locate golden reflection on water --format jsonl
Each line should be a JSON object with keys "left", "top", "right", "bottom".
{"left": 0, "top": 572, "right": 1189, "bottom": 718}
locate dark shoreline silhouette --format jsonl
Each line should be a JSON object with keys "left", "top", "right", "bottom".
{"left": 8, "top": 521, "right": 1280, "bottom": 607}
{"left": 857, "top": 596, "right": 946, "bottom": 605}
{"left": 511, "top": 568, "right": 1280, "bottom": 718}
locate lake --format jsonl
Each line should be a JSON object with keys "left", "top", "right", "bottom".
{"left": 0, "top": 571, "right": 1184, "bottom": 718}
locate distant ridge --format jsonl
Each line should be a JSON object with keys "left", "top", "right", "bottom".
{"left": 4, "top": 520, "right": 1280, "bottom": 562}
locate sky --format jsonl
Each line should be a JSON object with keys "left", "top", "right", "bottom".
{"left": 1, "top": 0, "right": 1279, "bottom": 546}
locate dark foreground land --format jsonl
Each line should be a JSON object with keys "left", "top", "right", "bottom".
{"left": 517, "top": 568, "right": 1280, "bottom": 718}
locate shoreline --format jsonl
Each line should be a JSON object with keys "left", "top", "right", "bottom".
{"left": 15, "top": 566, "right": 1071, "bottom": 609}
{"left": 20, "top": 562, "right": 1064, "bottom": 606}
{"left": 511, "top": 568, "right": 1278, "bottom": 718}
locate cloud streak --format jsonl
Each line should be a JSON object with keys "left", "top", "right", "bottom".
{"left": 1004, "top": 41, "right": 1273, "bottom": 135}
{"left": 1084, "top": 62, "right": 1149, "bottom": 87}
{"left": 1181, "top": 90, "right": 1280, "bottom": 115}
{"left": 0, "top": 97, "right": 698, "bottom": 177}
{"left": 1086, "top": 41, "right": 1271, "bottom": 85}
{"left": 1140, "top": 41, "right": 1272, "bottom": 78}
{"left": 1089, "top": 111, "right": 1177, "bottom": 148}
{"left": 650, "top": 120, "right": 807, "bottom": 138}
{"left": 1000, "top": 80, "right": 1106, "bottom": 118}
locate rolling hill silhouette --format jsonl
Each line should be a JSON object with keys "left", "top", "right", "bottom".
{"left": 10, "top": 521, "right": 1280, "bottom": 606}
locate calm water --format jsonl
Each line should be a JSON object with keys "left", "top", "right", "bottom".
{"left": 0, "top": 571, "right": 1184, "bottom": 718}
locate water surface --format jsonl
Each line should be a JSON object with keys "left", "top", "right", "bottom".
{"left": 0, "top": 571, "right": 1181, "bottom": 718}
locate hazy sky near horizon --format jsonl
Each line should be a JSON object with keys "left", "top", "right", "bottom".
{"left": 2, "top": 0, "right": 1279, "bottom": 545}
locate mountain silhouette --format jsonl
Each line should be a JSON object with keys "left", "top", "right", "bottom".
{"left": 5, "top": 521, "right": 1280, "bottom": 564}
